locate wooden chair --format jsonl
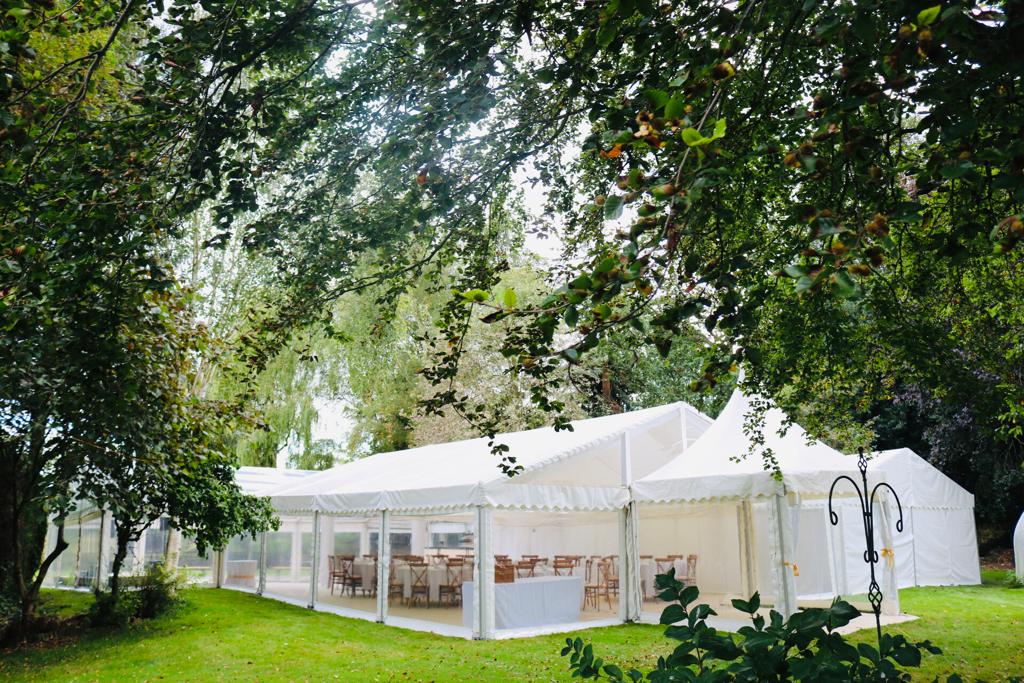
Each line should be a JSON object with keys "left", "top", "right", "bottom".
{"left": 655, "top": 557, "right": 675, "bottom": 576}
{"left": 521, "top": 554, "right": 539, "bottom": 560}
{"left": 553, "top": 558, "right": 575, "bottom": 576}
{"left": 598, "top": 561, "right": 614, "bottom": 610}
{"left": 339, "top": 556, "right": 362, "bottom": 597}
{"left": 439, "top": 565, "right": 463, "bottom": 606}
{"left": 667, "top": 554, "right": 684, "bottom": 560}
{"left": 603, "top": 560, "right": 620, "bottom": 602}
{"left": 583, "top": 571, "right": 602, "bottom": 610}
{"left": 387, "top": 561, "right": 405, "bottom": 605}
{"left": 408, "top": 563, "right": 430, "bottom": 607}
{"left": 495, "top": 564, "right": 515, "bottom": 583}
{"left": 514, "top": 560, "right": 535, "bottom": 579}
{"left": 327, "top": 555, "right": 344, "bottom": 595}
{"left": 683, "top": 554, "right": 698, "bottom": 585}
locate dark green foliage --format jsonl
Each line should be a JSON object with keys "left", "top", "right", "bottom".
{"left": 88, "top": 592, "right": 139, "bottom": 628}
{"left": 89, "top": 563, "right": 185, "bottom": 626}
{"left": 134, "top": 563, "right": 186, "bottom": 620}
{"left": 563, "top": 570, "right": 946, "bottom": 682}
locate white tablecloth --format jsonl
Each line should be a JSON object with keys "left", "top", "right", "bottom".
{"left": 640, "top": 559, "right": 693, "bottom": 598}
{"left": 352, "top": 559, "right": 377, "bottom": 590}
{"left": 461, "top": 575, "right": 584, "bottom": 630}
{"left": 394, "top": 563, "right": 471, "bottom": 603}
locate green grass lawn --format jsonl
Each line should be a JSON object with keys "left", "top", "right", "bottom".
{"left": 1, "top": 573, "right": 1021, "bottom": 682}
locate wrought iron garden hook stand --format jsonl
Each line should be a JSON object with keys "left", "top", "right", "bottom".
{"left": 828, "top": 448, "right": 904, "bottom": 645}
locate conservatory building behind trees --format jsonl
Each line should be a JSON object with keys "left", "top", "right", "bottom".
{"left": 43, "top": 395, "right": 980, "bottom": 639}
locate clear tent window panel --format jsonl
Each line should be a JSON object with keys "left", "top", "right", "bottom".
{"left": 487, "top": 509, "right": 621, "bottom": 636}
{"left": 262, "top": 513, "right": 314, "bottom": 604}
{"left": 639, "top": 501, "right": 766, "bottom": 623}
{"left": 222, "top": 534, "right": 259, "bottom": 591}
{"left": 380, "top": 511, "right": 476, "bottom": 636}
{"left": 313, "top": 514, "right": 378, "bottom": 617}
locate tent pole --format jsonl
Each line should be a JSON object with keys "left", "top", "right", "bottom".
{"left": 308, "top": 511, "right": 321, "bottom": 609}
{"left": 822, "top": 504, "right": 838, "bottom": 598}
{"left": 737, "top": 501, "right": 755, "bottom": 599}
{"left": 376, "top": 510, "right": 390, "bottom": 623}
{"left": 619, "top": 432, "right": 641, "bottom": 622}
{"left": 96, "top": 509, "right": 108, "bottom": 591}
{"left": 474, "top": 505, "right": 494, "bottom": 639}
{"left": 257, "top": 531, "right": 267, "bottom": 595}
{"left": 770, "top": 493, "right": 797, "bottom": 617}
{"left": 908, "top": 508, "right": 918, "bottom": 586}
{"left": 214, "top": 550, "right": 223, "bottom": 588}
{"left": 878, "top": 498, "right": 900, "bottom": 615}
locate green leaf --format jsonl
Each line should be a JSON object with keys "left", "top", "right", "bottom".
{"left": 680, "top": 128, "right": 706, "bottom": 147}
{"left": 644, "top": 88, "right": 669, "bottom": 110}
{"left": 710, "top": 118, "right": 727, "bottom": 141}
{"left": 665, "top": 95, "right": 685, "bottom": 120}
{"left": 564, "top": 306, "right": 579, "bottom": 328}
{"left": 597, "top": 22, "right": 618, "bottom": 48}
{"left": 460, "top": 289, "right": 489, "bottom": 303}
{"left": 783, "top": 264, "right": 808, "bottom": 278}
{"left": 604, "top": 195, "right": 624, "bottom": 220}
{"left": 833, "top": 270, "right": 857, "bottom": 298}
{"left": 502, "top": 288, "right": 517, "bottom": 309}
{"left": 917, "top": 5, "right": 941, "bottom": 26}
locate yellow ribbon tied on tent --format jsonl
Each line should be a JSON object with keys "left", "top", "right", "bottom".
{"left": 784, "top": 561, "right": 799, "bottom": 577}
{"left": 881, "top": 548, "right": 895, "bottom": 567}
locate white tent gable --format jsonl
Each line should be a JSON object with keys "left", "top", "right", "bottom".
{"left": 633, "top": 389, "right": 858, "bottom": 503}
{"left": 871, "top": 448, "right": 974, "bottom": 509}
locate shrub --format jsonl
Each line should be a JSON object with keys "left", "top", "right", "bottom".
{"left": 135, "top": 562, "right": 186, "bottom": 619}
{"left": 88, "top": 591, "right": 139, "bottom": 627}
{"left": 89, "top": 563, "right": 185, "bottom": 626}
{"left": 562, "top": 570, "right": 955, "bottom": 682}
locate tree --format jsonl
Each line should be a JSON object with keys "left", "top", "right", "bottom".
{"left": 1, "top": 0, "right": 334, "bottom": 625}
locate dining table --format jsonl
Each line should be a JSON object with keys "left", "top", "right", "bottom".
{"left": 461, "top": 575, "right": 584, "bottom": 630}
{"left": 639, "top": 558, "right": 693, "bottom": 598}
{"left": 393, "top": 561, "right": 473, "bottom": 603}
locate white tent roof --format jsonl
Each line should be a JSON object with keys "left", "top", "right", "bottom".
{"left": 236, "top": 466, "right": 317, "bottom": 496}
{"left": 871, "top": 448, "right": 974, "bottom": 510}
{"left": 633, "top": 389, "right": 859, "bottom": 503}
{"left": 269, "top": 402, "right": 712, "bottom": 515}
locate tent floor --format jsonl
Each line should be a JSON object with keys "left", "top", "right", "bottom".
{"left": 262, "top": 581, "right": 622, "bottom": 627}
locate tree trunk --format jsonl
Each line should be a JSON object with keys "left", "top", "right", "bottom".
{"left": 109, "top": 525, "right": 133, "bottom": 602}
{"left": 18, "top": 519, "right": 68, "bottom": 632}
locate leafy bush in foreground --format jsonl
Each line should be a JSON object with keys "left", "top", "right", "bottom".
{"left": 563, "top": 570, "right": 953, "bottom": 682}
{"left": 89, "top": 563, "right": 185, "bottom": 627}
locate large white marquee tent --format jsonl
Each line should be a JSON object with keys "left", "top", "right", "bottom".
{"left": 43, "top": 391, "right": 981, "bottom": 640}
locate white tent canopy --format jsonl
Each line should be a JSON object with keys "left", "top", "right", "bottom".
{"left": 45, "top": 391, "right": 982, "bottom": 641}
{"left": 633, "top": 389, "right": 860, "bottom": 504}
{"left": 865, "top": 448, "right": 980, "bottom": 588}
{"left": 270, "top": 402, "right": 713, "bottom": 515}
{"left": 627, "top": 390, "right": 980, "bottom": 621}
